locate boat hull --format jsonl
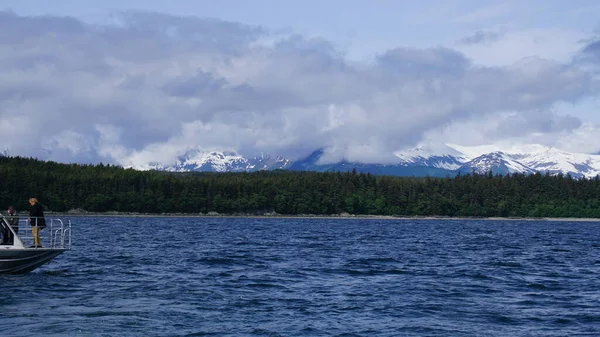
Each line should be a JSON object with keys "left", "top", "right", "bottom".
{"left": 0, "top": 249, "right": 68, "bottom": 274}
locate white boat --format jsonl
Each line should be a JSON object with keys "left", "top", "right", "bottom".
{"left": 0, "top": 216, "right": 71, "bottom": 274}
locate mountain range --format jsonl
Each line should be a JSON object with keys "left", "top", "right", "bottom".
{"left": 143, "top": 143, "right": 600, "bottom": 179}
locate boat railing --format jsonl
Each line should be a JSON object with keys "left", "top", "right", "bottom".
{"left": 2, "top": 216, "right": 72, "bottom": 249}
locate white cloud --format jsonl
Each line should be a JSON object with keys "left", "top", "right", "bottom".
{"left": 421, "top": 111, "right": 600, "bottom": 154}
{"left": 554, "top": 123, "right": 600, "bottom": 154}
{"left": 450, "top": 1, "right": 516, "bottom": 24}
{"left": 0, "top": 10, "right": 599, "bottom": 168}
{"left": 457, "top": 28, "right": 586, "bottom": 66}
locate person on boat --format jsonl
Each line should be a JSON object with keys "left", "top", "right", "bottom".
{"left": 0, "top": 214, "right": 9, "bottom": 245}
{"left": 28, "top": 198, "right": 46, "bottom": 248}
{"left": 2, "top": 206, "right": 19, "bottom": 245}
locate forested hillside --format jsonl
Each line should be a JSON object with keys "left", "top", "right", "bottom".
{"left": 1, "top": 156, "right": 600, "bottom": 217}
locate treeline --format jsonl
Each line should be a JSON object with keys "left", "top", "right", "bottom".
{"left": 1, "top": 156, "right": 600, "bottom": 218}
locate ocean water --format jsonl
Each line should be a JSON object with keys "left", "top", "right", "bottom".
{"left": 1, "top": 217, "right": 600, "bottom": 336}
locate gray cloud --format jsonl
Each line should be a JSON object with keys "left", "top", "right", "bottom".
{"left": 162, "top": 71, "right": 228, "bottom": 98}
{"left": 376, "top": 47, "right": 470, "bottom": 79}
{"left": 459, "top": 30, "right": 502, "bottom": 45}
{"left": 577, "top": 38, "right": 600, "bottom": 65}
{"left": 117, "top": 10, "right": 265, "bottom": 53}
{"left": 0, "top": 11, "right": 597, "bottom": 166}
{"left": 494, "top": 112, "right": 582, "bottom": 138}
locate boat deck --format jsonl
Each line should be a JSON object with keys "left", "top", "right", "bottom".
{"left": 1, "top": 217, "right": 71, "bottom": 250}
{"left": 0, "top": 217, "right": 71, "bottom": 273}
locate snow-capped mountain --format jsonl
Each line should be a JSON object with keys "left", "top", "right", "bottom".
{"left": 394, "top": 143, "right": 466, "bottom": 170}
{"left": 394, "top": 143, "right": 600, "bottom": 178}
{"left": 456, "top": 152, "right": 536, "bottom": 175}
{"left": 146, "top": 150, "right": 291, "bottom": 172}
{"left": 143, "top": 144, "right": 600, "bottom": 178}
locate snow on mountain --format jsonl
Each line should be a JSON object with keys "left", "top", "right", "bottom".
{"left": 394, "top": 143, "right": 465, "bottom": 170}
{"left": 458, "top": 151, "right": 536, "bottom": 175}
{"left": 137, "top": 143, "right": 600, "bottom": 178}
{"left": 502, "top": 145, "right": 600, "bottom": 178}
{"left": 448, "top": 143, "right": 600, "bottom": 178}
{"left": 146, "top": 150, "right": 291, "bottom": 172}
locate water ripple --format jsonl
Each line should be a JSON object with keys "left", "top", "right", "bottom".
{"left": 2, "top": 217, "right": 600, "bottom": 336}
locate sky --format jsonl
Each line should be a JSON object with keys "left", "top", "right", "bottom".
{"left": 1, "top": 0, "right": 600, "bottom": 167}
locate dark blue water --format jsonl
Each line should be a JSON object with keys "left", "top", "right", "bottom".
{"left": 2, "top": 217, "right": 600, "bottom": 336}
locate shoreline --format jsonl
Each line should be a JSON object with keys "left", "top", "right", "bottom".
{"left": 37, "top": 212, "right": 600, "bottom": 222}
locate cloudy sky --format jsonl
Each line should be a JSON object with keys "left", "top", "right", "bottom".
{"left": 1, "top": 0, "right": 600, "bottom": 167}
